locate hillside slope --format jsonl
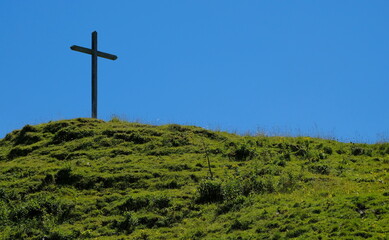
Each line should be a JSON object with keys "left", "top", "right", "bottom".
{"left": 0, "top": 118, "right": 387, "bottom": 239}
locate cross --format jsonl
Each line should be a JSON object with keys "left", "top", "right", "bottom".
{"left": 70, "top": 31, "right": 118, "bottom": 119}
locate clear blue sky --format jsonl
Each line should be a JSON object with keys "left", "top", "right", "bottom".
{"left": 1, "top": 1, "right": 388, "bottom": 143}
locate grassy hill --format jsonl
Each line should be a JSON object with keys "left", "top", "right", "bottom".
{"left": 0, "top": 118, "right": 387, "bottom": 239}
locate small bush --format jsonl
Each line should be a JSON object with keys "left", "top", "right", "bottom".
{"left": 52, "top": 127, "right": 94, "bottom": 144}
{"left": 43, "top": 122, "right": 70, "bottom": 134}
{"left": 240, "top": 176, "right": 275, "bottom": 195}
{"left": 0, "top": 204, "right": 9, "bottom": 226}
{"left": 318, "top": 152, "right": 327, "bottom": 159}
{"left": 265, "top": 222, "right": 280, "bottom": 229}
{"left": 376, "top": 143, "right": 389, "bottom": 155}
{"left": 228, "top": 142, "right": 256, "bottom": 161}
{"left": 196, "top": 180, "right": 223, "bottom": 203}
{"left": 42, "top": 173, "right": 55, "bottom": 185}
{"left": 308, "top": 164, "right": 330, "bottom": 175}
{"left": 165, "top": 163, "right": 191, "bottom": 171}
{"left": 286, "top": 228, "right": 307, "bottom": 238}
{"left": 14, "top": 131, "right": 41, "bottom": 146}
{"left": 229, "top": 219, "right": 251, "bottom": 231}
{"left": 166, "top": 124, "right": 189, "bottom": 132}
{"left": 281, "top": 152, "right": 291, "bottom": 161}
{"left": 0, "top": 188, "right": 7, "bottom": 200}
{"left": 188, "top": 229, "right": 206, "bottom": 239}
{"left": 110, "top": 148, "right": 132, "bottom": 157}
{"left": 222, "top": 179, "right": 242, "bottom": 200}
{"left": 8, "top": 146, "right": 35, "bottom": 159}
{"left": 294, "top": 148, "right": 308, "bottom": 157}
{"left": 273, "top": 159, "right": 286, "bottom": 167}
{"left": 113, "top": 132, "right": 150, "bottom": 144}
{"left": 150, "top": 195, "right": 171, "bottom": 209}
{"left": 193, "top": 128, "right": 220, "bottom": 140}
{"left": 115, "top": 211, "right": 139, "bottom": 233}
{"left": 354, "top": 231, "right": 372, "bottom": 238}
{"left": 351, "top": 146, "right": 372, "bottom": 156}
{"left": 336, "top": 149, "right": 346, "bottom": 154}
{"left": 137, "top": 214, "right": 163, "bottom": 228}
{"left": 162, "top": 133, "right": 190, "bottom": 147}
{"left": 216, "top": 195, "right": 246, "bottom": 215}
{"left": 118, "top": 196, "right": 149, "bottom": 212}
{"left": 9, "top": 194, "right": 74, "bottom": 223}
{"left": 351, "top": 146, "right": 364, "bottom": 156}
{"left": 277, "top": 172, "right": 298, "bottom": 193}
{"left": 55, "top": 167, "right": 82, "bottom": 185}
{"left": 156, "top": 180, "right": 181, "bottom": 189}
{"left": 323, "top": 146, "right": 333, "bottom": 154}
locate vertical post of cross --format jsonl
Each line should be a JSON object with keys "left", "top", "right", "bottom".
{"left": 71, "top": 31, "right": 118, "bottom": 119}
{"left": 91, "top": 31, "right": 98, "bottom": 118}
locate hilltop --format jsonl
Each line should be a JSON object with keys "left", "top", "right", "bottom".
{"left": 0, "top": 118, "right": 387, "bottom": 239}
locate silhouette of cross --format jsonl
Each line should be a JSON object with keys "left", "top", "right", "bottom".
{"left": 71, "top": 31, "right": 117, "bottom": 118}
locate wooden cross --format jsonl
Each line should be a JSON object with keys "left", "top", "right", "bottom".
{"left": 70, "top": 31, "right": 118, "bottom": 119}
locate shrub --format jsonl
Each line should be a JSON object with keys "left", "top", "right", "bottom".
{"left": 215, "top": 195, "right": 246, "bottom": 215}
{"left": 351, "top": 146, "right": 372, "bottom": 156}
{"left": 8, "top": 146, "right": 35, "bottom": 159}
{"left": 318, "top": 152, "right": 327, "bottom": 159}
{"left": 109, "top": 115, "right": 124, "bottom": 123}
{"left": 166, "top": 124, "right": 189, "bottom": 132}
{"left": 308, "top": 164, "right": 331, "bottom": 175}
{"left": 188, "top": 229, "right": 206, "bottom": 240}
{"left": 14, "top": 131, "right": 41, "bottom": 146}
{"left": 155, "top": 180, "right": 181, "bottom": 189}
{"left": 282, "top": 152, "right": 291, "bottom": 161}
{"left": 196, "top": 180, "right": 223, "bottom": 203}
{"left": 137, "top": 214, "right": 162, "bottom": 228}
{"left": 241, "top": 177, "right": 261, "bottom": 196}
{"left": 0, "top": 200, "right": 9, "bottom": 223}
{"left": 43, "top": 122, "right": 70, "bottom": 134}
{"left": 222, "top": 179, "right": 242, "bottom": 200}
{"left": 376, "top": 143, "right": 389, "bottom": 155}
{"left": 228, "top": 142, "right": 256, "bottom": 161}
{"left": 286, "top": 228, "right": 307, "bottom": 238}
{"left": 265, "top": 222, "right": 280, "bottom": 229}
{"left": 351, "top": 147, "right": 365, "bottom": 156}
{"left": 354, "top": 231, "right": 373, "bottom": 238}
{"left": 165, "top": 163, "right": 191, "bottom": 171}
{"left": 336, "top": 149, "right": 346, "bottom": 154}
{"left": 42, "top": 173, "right": 55, "bottom": 185}
{"left": 9, "top": 194, "right": 74, "bottom": 223}
{"left": 49, "top": 150, "right": 69, "bottom": 160}
{"left": 52, "top": 127, "right": 94, "bottom": 144}
{"left": 277, "top": 172, "right": 299, "bottom": 193}
{"left": 323, "top": 146, "right": 333, "bottom": 154}
{"left": 0, "top": 188, "right": 6, "bottom": 200}
{"left": 115, "top": 211, "right": 139, "bottom": 233}
{"left": 55, "top": 167, "right": 82, "bottom": 185}
{"left": 229, "top": 219, "right": 251, "bottom": 231}
{"left": 113, "top": 132, "right": 150, "bottom": 144}
{"left": 294, "top": 148, "right": 308, "bottom": 157}
{"left": 240, "top": 176, "right": 275, "bottom": 195}
{"left": 162, "top": 133, "right": 190, "bottom": 147}
{"left": 273, "top": 159, "right": 286, "bottom": 167}
{"left": 155, "top": 217, "right": 170, "bottom": 227}
{"left": 150, "top": 195, "right": 171, "bottom": 209}
{"left": 118, "top": 196, "right": 149, "bottom": 212}
{"left": 110, "top": 148, "right": 133, "bottom": 157}
{"left": 193, "top": 128, "right": 220, "bottom": 140}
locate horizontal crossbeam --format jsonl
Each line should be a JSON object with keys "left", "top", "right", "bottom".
{"left": 70, "top": 45, "right": 118, "bottom": 60}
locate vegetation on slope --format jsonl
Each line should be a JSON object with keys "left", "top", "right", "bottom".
{"left": 0, "top": 118, "right": 387, "bottom": 239}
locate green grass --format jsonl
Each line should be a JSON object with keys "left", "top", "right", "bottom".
{"left": 0, "top": 118, "right": 387, "bottom": 239}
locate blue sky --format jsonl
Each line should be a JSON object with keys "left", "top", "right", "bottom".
{"left": 1, "top": 1, "right": 388, "bottom": 143}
